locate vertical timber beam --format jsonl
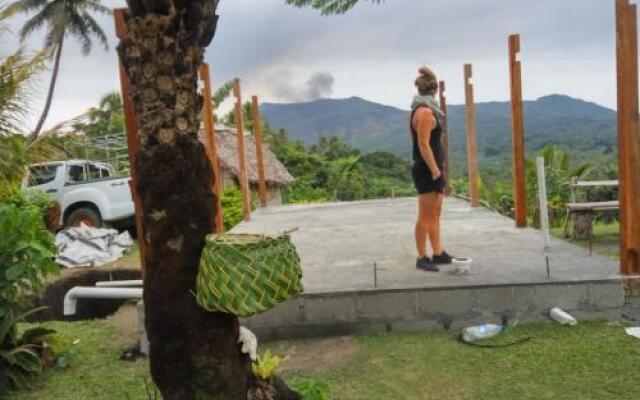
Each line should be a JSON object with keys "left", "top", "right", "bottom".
{"left": 616, "top": 0, "right": 640, "bottom": 275}
{"left": 233, "top": 80, "right": 251, "bottom": 221}
{"left": 114, "top": 8, "right": 147, "bottom": 277}
{"left": 464, "top": 64, "right": 480, "bottom": 207}
{"left": 509, "top": 34, "right": 528, "bottom": 227}
{"left": 251, "top": 96, "right": 268, "bottom": 207}
{"left": 438, "top": 81, "right": 451, "bottom": 195}
{"left": 199, "top": 63, "right": 224, "bottom": 234}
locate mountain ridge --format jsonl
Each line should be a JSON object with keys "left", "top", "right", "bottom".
{"left": 261, "top": 94, "right": 618, "bottom": 176}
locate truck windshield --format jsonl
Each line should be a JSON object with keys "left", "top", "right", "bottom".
{"left": 27, "top": 165, "right": 58, "bottom": 186}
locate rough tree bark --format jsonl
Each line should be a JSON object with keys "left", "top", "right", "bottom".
{"left": 117, "top": 1, "right": 247, "bottom": 398}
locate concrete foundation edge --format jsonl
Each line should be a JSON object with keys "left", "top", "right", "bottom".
{"left": 242, "top": 278, "right": 637, "bottom": 341}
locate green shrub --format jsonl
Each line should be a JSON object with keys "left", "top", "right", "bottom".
{"left": 220, "top": 187, "right": 250, "bottom": 231}
{"left": 0, "top": 190, "right": 59, "bottom": 391}
{"left": 0, "top": 191, "right": 58, "bottom": 316}
{"left": 291, "top": 378, "right": 331, "bottom": 400}
{"left": 284, "top": 180, "right": 328, "bottom": 204}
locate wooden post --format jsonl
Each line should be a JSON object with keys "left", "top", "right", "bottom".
{"left": 114, "top": 8, "right": 147, "bottom": 277}
{"left": 199, "top": 63, "right": 224, "bottom": 233}
{"left": 509, "top": 34, "right": 528, "bottom": 227}
{"left": 438, "top": 81, "right": 451, "bottom": 195}
{"left": 233, "top": 80, "right": 251, "bottom": 221}
{"left": 464, "top": 64, "right": 480, "bottom": 207}
{"left": 251, "top": 96, "right": 268, "bottom": 207}
{"left": 615, "top": 0, "right": 640, "bottom": 275}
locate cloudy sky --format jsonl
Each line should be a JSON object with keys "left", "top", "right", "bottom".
{"left": 4, "top": 0, "right": 623, "bottom": 131}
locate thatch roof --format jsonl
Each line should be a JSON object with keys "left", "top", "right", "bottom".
{"left": 209, "top": 124, "right": 294, "bottom": 186}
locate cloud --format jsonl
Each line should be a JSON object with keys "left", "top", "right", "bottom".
{"left": 2, "top": 0, "right": 622, "bottom": 131}
{"left": 269, "top": 71, "right": 335, "bottom": 102}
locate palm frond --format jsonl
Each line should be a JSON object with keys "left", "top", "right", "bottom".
{"left": 11, "top": 0, "right": 108, "bottom": 54}
{"left": 285, "top": 0, "right": 384, "bottom": 15}
{"left": 83, "top": 0, "right": 110, "bottom": 15}
{"left": 3, "top": 0, "right": 48, "bottom": 18}
{"left": 0, "top": 47, "right": 48, "bottom": 136}
{"left": 17, "top": 0, "right": 62, "bottom": 42}
{"left": 81, "top": 11, "right": 108, "bottom": 50}
{"left": 0, "top": 133, "right": 67, "bottom": 195}
{"left": 66, "top": 8, "right": 91, "bottom": 55}
{"left": 98, "top": 91, "right": 122, "bottom": 113}
{"left": 213, "top": 78, "right": 237, "bottom": 110}
{"left": 571, "top": 163, "right": 593, "bottom": 179}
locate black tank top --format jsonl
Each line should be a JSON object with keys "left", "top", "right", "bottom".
{"left": 410, "top": 106, "right": 444, "bottom": 168}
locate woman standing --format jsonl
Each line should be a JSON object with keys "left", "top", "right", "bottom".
{"left": 410, "top": 67, "right": 453, "bottom": 271}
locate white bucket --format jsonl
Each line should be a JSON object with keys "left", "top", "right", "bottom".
{"left": 452, "top": 257, "right": 472, "bottom": 275}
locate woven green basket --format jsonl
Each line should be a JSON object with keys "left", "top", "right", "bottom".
{"left": 196, "top": 233, "right": 303, "bottom": 317}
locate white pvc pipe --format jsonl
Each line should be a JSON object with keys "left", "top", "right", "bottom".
{"left": 536, "top": 157, "right": 552, "bottom": 251}
{"left": 95, "top": 280, "right": 143, "bottom": 287}
{"left": 63, "top": 287, "right": 143, "bottom": 316}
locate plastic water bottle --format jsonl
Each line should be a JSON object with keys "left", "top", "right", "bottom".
{"left": 549, "top": 308, "right": 577, "bottom": 326}
{"left": 462, "top": 324, "right": 504, "bottom": 343}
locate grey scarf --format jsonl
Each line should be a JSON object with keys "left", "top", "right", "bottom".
{"left": 411, "top": 94, "right": 445, "bottom": 122}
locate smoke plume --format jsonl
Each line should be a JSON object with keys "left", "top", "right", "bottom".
{"left": 270, "top": 71, "right": 335, "bottom": 102}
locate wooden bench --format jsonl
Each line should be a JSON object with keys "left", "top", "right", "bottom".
{"left": 564, "top": 178, "right": 619, "bottom": 254}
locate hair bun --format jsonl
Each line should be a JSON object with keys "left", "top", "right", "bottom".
{"left": 415, "top": 66, "right": 438, "bottom": 96}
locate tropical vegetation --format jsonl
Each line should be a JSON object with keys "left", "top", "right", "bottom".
{"left": 4, "top": 0, "right": 110, "bottom": 142}
{"left": 0, "top": 3, "right": 78, "bottom": 392}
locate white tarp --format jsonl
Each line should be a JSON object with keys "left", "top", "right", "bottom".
{"left": 626, "top": 327, "right": 640, "bottom": 339}
{"left": 55, "top": 224, "right": 134, "bottom": 268}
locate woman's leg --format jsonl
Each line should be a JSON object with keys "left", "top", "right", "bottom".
{"left": 424, "top": 193, "right": 444, "bottom": 255}
{"left": 415, "top": 194, "right": 430, "bottom": 258}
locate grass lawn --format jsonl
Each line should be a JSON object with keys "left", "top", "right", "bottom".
{"left": 551, "top": 221, "right": 620, "bottom": 260}
{"left": 9, "top": 319, "right": 640, "bottom": 400}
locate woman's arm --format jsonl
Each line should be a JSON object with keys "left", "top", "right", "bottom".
{"left": 415, "top": 108, "right": 441, "bottom": 179}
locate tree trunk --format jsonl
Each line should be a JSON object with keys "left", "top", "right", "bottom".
{"left": 117, "top": 2, "right": 247, "bottom": 399}
{"left": 29, "top": 35, "right": 64, "bottom": 144}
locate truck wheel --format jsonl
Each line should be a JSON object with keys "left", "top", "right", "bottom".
{"left": 66, "top": 207, "right": 102, "bottom": 228}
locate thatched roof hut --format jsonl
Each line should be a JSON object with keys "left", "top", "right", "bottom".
{"left": 212, "top": 124, "right": 294, "bottom": 186}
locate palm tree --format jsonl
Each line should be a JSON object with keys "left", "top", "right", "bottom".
{"left": 92, "top": 91, "right": 122, "bottom": 121}
{"left": 117, "top": 1, "right": 247, "bottom": 398}
{"left": 0, "top": 3, "right": 64, "bottom": 197}
{"left": 5, "top": 0, "right": 110, "bottom": 143}
{"left": 117, "top": 0, "right": 382, "bottom": 397}
{"left": 86, "top": 91, "right": 123, "bottom": 135}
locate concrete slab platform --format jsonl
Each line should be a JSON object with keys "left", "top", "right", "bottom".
{"left": 233, "top": 197, "right": 619, "bottom": 293}
{"left": 233, "top": 197, "right": 633, "bottom": 340}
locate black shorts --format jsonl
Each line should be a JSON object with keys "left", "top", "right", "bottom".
{"left": 411, "top": 163, "right": 445, "bottom": 194}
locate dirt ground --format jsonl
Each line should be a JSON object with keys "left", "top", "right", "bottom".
{"left": 103, "top": 303, "right": 362, "bottom": 373}
{"left": 272, "top": 336, "right": 361, "bottom": 373}
{"left": 106, "top": 302, "right": 142, "bottom": 349}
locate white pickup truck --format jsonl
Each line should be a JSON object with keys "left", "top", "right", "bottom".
{"left": 23, "top": 160, "right": 135, "bottom": 228}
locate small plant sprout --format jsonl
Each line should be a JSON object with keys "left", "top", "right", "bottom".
{"left": 251, "top": 349, "right": 287, "bottom": 381}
